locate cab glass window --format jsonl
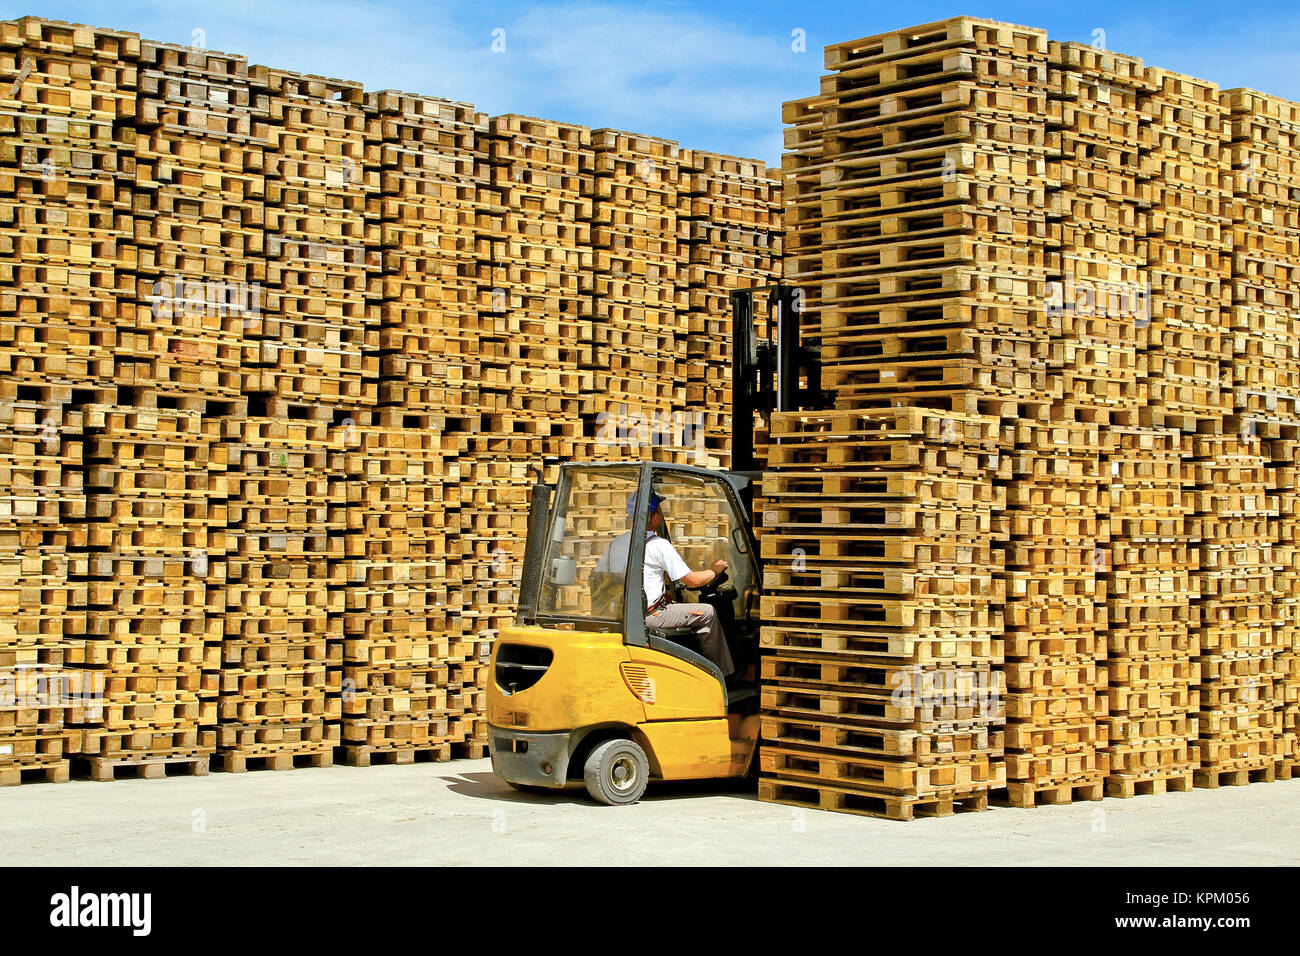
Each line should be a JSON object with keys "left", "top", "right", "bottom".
{"left": 538, "top": 467, "right": 639, "bottom": 622}
{"left": 651, "top": 472, "right": 758, "bottom": 623}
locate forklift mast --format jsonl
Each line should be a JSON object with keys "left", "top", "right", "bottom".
{"left": 515, "top": 284, "right": 820, "bottom": 625}
{"left": 729, "top": 284, "right": 824, "bottom": 473}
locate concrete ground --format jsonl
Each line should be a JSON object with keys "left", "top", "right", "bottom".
{"left": 4, "top": 759, "right": 1297, "bottom": 865}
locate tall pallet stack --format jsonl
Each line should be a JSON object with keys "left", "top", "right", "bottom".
{"left": 0, "top": 17, "right": 128, "bottom": 391}
{"left": 761, "top": 17, "right": 1073, "bottom": 818}
{"left": 792, "top": 19, "right": 1055, "bottom": 424}
{"left": 462, "top": 116, "right": 590, "bottom": 670}
{"left": 1137, "top": 71, "right": 1241, "bottom": 792}
{"left": 1222, "top": 91, "right": 1300, "bottom": 424}
{"left": 1186, "top": 433, "right": 1283, "bottom": 785}
{"left": 781, "top": 92, "right": 829, "bottom": 338}
{"left": 477, "top": 115, "right": 587, "bottom": 458}
{"left": 679, "top": 151, "right": 783, "bottom": 467}
{"left": 1270, "top": 430, "right": 1300, "bottom": 774}
{"left": 0, "top": 383, "right": 86, "bottom": 788}
{"left": 123, "top": 40, "right": 265, "bottom": 401}
{"left": 252, "top": 67, "right": 374, "bottom": 407}
{"left": 1045, "top": 44, "right": 1197, "bottom": 800}
{"left": 343, "top": 91, "right": 481, "bottom": 764}
{"left": 212, "top": 68, "right": 371, "bottom": 772}
{"left": 1101, "top": 426, "right": 1199, "bottom": 794}
{"left": 0, "top": 381, "right": 83, "bottom": 785}
{"left": 216, "top": 398, "right": 343, "bottom": 771}
{"left": 116, "top": 42, "right": 270, "bottom": 778}
{"left": 340, "top": 408, "right": 462, "bottom": 764}
{"left": 581, "top": 131, "right": 690, "bottom": 461}
{"left": 756, "top": 407, "right": 1007, "bottom": 820}
{"left": 1000, "top": 415, "right": 1110, "bottom": 805}
{"left": 0, "top": 17, "right": 128, "bottom": 784}
{"left": 1141, "top": 69, "right": 1231, "bottom": 430}
{"left": 1220, "top": 89, "right": 1300, "bottom": 776}
{"left": 990, "top": 42, "right": 1140, "bottom": 807}
{"left": 364, "top": 91, "right": 481, "bottom": 417}
{"left": 70, "top": 397, "right": 223, "bottom": 779}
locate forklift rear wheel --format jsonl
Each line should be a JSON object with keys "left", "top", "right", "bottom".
{"left": 583, "top": 738, "right": 649, "bottom": 805}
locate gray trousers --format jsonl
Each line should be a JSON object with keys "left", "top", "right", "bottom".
{"left": 646, "top": 602, "right": 734, "bottom": 677}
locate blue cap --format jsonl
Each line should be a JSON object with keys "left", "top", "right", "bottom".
{"left": 627, "top": 492, "right": 664, "bottom": 520}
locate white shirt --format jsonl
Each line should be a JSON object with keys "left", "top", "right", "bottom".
{"left": 594, "top": 531, "right": 692, "bottom": 606}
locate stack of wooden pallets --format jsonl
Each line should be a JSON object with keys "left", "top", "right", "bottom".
{"left": 455, "top": 446, "right": 525, "bottom": 745}
{"left": 781, "top": 93, "right": 830, "bottom": 338}
{"left": 790, "top": 18, "right": 1055, "bottom": 423}
{"left": 477, "top": 115, "right": 588, "bottom": 453}
{"left": 1186, "top": 434, "right": 1283, "bottom": 785}
{"left": 1221, "top": 90, "right": 1300, "bottom": 423}
{"left": 1045, "top": 43, "right": 1198, "bottom": 800}
{"left": 1270, "top": 431, "right": 1300, "bottom": 774}
{"left": 1046, "top": 42, "right": 1150, "bottom": 430}
{"left": 0, "top": 17, "right": 130, "bottom": 391}
{"left": 211, "top": 67, "right": 373, "bottom": 772}
{"left": 458, "top": 115, "right": 598, "bottom": 749}
{"left": 0, "top": 381, "right": 84, "bottom": 785}
{"left": 1138, "top": 72, "right": 1239, "bottom": 794}
{"left": 251, "top": 66, "right": 374, "bottom": 407}
{"left": 339, "top": 408, "right": 461, "bottom": 764}
{"left": 582, "top": 131, "right": 688, "bottom": 454}
{"left": 756, "top": 407, "right": 1007, "bottom": 820}
{"left": 69, "top": 396, "right": 222, "bottom": 780}
{"left": 996, "top": 43, "right": 1142, "bottom": 806}
{"left": 1000, "top": 416, "right": 1110, "bottom": 805}
{"left": 679, "top": 151, "right": 783, "bottom": 467}
{"left": 1100, "top": 426, "right": 1199, "bottom": 795}
{"left": 0, "top": 19, "right": 128, "bottom": 784}
{"left": 121, "top": 40, "right": 265, "bottom": 401}
{"left": 352, "top": 91, "right": 483, "bottom": 763}
{"left": 459, "top": 116, "right": 589, "bottom": 681}
{"left": 1141, "top": 69, "right": 1231, "bottom": 429}
{"left": 1220, "top": 89, "right": 1300, "bottom": 775}
{"left": 768, "top": 17, "right": 1070, "bottom": 816}
{"left": 364, "top": 91, "right": 481, "bottom": 415}
{"left": 215, "top": 397, "right": 343, "bottom": 771}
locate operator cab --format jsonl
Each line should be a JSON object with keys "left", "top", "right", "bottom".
{"left": 521, "top": 462, "right": 762, "bottom": 717}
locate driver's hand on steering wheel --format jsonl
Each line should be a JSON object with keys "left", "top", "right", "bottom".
{"left": 710, "top": 559, "right": 728, "bottom": 576}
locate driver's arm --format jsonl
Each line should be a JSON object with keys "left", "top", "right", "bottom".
{"left": 669, "top": 538, "right": 727, "bottom": 590}
{"left": 680, "top": 561, "right": 728, "bottom": 589}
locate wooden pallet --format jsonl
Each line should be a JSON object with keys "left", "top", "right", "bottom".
{"left": 213, "top": 747, "right": 333, "bottom": 773}
{"left": 76, "top": 752, "right": 210, "bottom": 781}
{"left": 0, "top": 757, "right": 71, "bottom": 786}
{"left": 759, "top": 775, "right": 991, "bottom": 821}
{"left": 1000, "top": 778, "right": 1105, "bottom": 808}
{"left": 339, "top": 742, "right": 452, "bottom": 767}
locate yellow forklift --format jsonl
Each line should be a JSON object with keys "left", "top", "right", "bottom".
{"left": 486, "top": 286, "right": 821, "bottom": 804}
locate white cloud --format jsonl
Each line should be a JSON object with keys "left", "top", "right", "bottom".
{"left": 496, "top": 2, "right": 808, "bottom": 157}
{"left": 12, "top": 0, "right": 813, "bottom": 161}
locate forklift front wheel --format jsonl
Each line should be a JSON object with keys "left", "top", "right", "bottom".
{"left": 583, "top": 738, "right": 649, "bottom": 806}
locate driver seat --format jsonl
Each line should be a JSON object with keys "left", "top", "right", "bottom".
{"left": 645, "top": 623, "right": 701, "bottom": 651}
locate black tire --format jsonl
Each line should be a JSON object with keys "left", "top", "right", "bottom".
{"left": 583, "top": 738, "right": 649, "bottom": 805}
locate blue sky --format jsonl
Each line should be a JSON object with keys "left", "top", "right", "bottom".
{"left": 5, "top": 1, "right": 1300, "bottom": 163}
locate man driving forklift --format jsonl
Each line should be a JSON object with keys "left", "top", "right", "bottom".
{"left": 593, "top": 492, "right": 734, "bottom": 678}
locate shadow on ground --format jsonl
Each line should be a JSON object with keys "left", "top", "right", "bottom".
{"left": 440, "top": 771, "right": 759, "bottom": 807}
